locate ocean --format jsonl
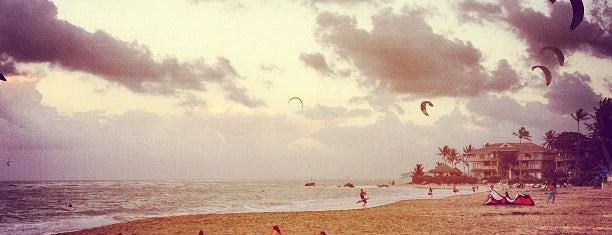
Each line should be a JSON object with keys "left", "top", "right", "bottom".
{"left": 0, "top": 179, "right": 468, "bottom": 235}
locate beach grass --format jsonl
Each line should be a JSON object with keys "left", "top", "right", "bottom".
{"left": 57, "top": 185, "right": 612, "bottom": 234}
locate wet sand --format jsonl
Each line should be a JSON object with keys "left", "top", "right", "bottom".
{"left": 58, "top": 185, "right": 612, "bottom": 234}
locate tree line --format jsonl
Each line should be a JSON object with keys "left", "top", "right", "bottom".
{"left": 409, "top": 97, "right": 611, "bottom": 186}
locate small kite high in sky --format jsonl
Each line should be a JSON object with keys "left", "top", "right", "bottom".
{"left": 531, "top": 65, "right": 552, "bottom": 86}
{"left": 0, "top": 73, "right": 6, "bottom": 81}
{"left": 420, "top": 101, "right": 433, "bottom": 116}
{"left": 540, "top": 46, "right": 564, "bottom": 66}
{"left": 288, "top": 97, "right": 303, "bottom": 108}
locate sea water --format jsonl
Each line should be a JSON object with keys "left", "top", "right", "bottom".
{"left": 0, "top": 179, "right": 468, "bottom": 234}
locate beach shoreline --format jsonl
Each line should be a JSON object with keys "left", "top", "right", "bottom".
{"left": 56, "top": 185, "right": 612, "bottom": 235}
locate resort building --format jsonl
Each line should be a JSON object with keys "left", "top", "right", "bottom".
{"left": 466, "top": 142, "right": 556, "bottom": 180}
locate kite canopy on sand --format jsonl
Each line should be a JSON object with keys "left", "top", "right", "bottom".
{"left": 483, "top": 190, "right": 535, "bottom": 206}
{"left": 0, "top": 73, "right": 6, "bottom": 81}
{"left": 420, "top": 101, "right": 433, "bottom": 116}
{"left": 288, "top": 97, "right": 303, "bottom": 108}
{"left": 531, "top": 65, "right": 552, "bottom": 86}
{"left": 540, "top": 46, "right": 564, "bottom": 66}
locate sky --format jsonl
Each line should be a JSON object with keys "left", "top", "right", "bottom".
{"left": 0, "top": 0, "right": 610, "bottom": 181}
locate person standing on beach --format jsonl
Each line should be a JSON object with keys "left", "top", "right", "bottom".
{"left": 428, "top": 187, "right": 433, "bottom": 198}
{"left": 547, "top": 181, "right": 557, "bottom": 203}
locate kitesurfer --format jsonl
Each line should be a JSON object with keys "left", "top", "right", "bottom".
{"left": 358, "top": 188, "right": 368, "bottom": 208}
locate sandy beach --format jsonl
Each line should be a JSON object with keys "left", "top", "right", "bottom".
{"left": 58, "top": 185, "right": 612, "bottom": 235}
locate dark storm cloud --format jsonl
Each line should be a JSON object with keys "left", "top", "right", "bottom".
{"left": 0, "top": 0, "right": 261, "bottom": 106}
{"left": 457, "top": 0, "right": 612, "bottom": 60}
{"left": 313, "top": 9, "right": 521, "bottom": 97}
{"left": 466, "top": 94, "right": 575, "bottom": 132}
{"left": 544, "top": 72, "right": 602, "bottom": 114}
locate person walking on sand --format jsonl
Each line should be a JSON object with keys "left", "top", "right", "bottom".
{"left": 428, "top": 187, "right": 433, "bottom": 198}
{"left": 547, "top": 181, "right": 557, "bottom": 204}
{"left": 270, "top": 225, "right": 284, "bottom": 235}
{"left": 356, "top": 188, "right": 368, "bottom": 208}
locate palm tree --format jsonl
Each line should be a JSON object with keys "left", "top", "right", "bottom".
{"left": 437, "top": 145, "right": 450, "bottom": 165}
{"left": 447, "top": 148, "right": 459, "bottom": 167}
{"left": 513, "top": 126, "right": 532, "bottom": 143}
{"left": 411, "top": 163, "right": 425, "bottom": 178}
{"left": 462, "top": 144, "right": 475, "bottom": 176}
{"left": 586, "top": 98, "right": 612, "bottom": 170}
{"left": 571, "top": 108, "right": 590, "bottom": 159}
{"left": 543, "top": 130, "right": 558, "bottom": 150}
{"left": 571, "top": 108, "right": 589, "bottom": 134}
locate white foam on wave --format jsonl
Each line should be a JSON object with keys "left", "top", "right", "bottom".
{"left": 0, "top": 215, "right": 119, "bottom": 235}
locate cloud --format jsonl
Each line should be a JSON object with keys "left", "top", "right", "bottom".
{"left": 300, "top": 103, "right": 372, "bottom": 120}
{"left": 299, "top": 52, "right": 351, "bottom": 78}
{"left": 544, "top": 72, "right": 603, "bottom": 114}
{"left": 457, "top": 0, "right": 612, "bottom": 60}
{"left": 304, "top": 0, "right": 391, "bottom": 8}
{"left": 465, "top": 94, "right": 576, "bottom": 134}
{"left": 0, "top": 0, "right": 261, "bottom": 106}
{"left": 313, "top": 9, "right": 521, "bottom": 97}
{"left": 299, "top": 52, "right": 334, "bottom": 76}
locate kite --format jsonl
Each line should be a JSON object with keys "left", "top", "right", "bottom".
{"left": 288, "top": 97, "right": 303, "bottom": 108}
{"left": 569, "top": 0, "right": 584, "bottom": 30}
{"left": 483, "top": 190, "right": 535, "bottom": 206}
{"left": 550, "top": 0, "right": 583, "bottom": 30}
{"left": 420, "top": 101, "right": 433, "bottom": 116}
{"left": 0, "top": 73, "right": 6, "bottom": 81}
{"left": 540, "top": 46, "right": 564, "bottom": 66}
{"left": 531, "top": 65, "right": 552, "bottom": 86}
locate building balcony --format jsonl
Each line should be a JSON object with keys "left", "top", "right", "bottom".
{"left": 472, "top": 165, "right": 497, "bottom": 170}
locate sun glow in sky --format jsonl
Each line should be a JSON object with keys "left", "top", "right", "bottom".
{"left": 0, "top": 0, "right": 610, "bottom": 181}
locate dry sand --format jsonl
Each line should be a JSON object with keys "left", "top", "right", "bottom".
{"left": 58, "top": 185, "right": 612, "bottom": 235}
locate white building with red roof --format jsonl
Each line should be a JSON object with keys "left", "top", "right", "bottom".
{"left": 465, "top": 142, "right": 556, "bottom": 180}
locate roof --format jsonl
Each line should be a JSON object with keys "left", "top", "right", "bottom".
{"left": 428, "top": 164, "right": 462, "bottom": 174}
{"left": 466, "top": 142, "right": 554, "bottom": 155}
{"left": 428, "top": 164, "right": 455, "bottom": 173}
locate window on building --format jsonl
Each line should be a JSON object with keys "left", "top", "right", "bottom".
{"left": 524, "top": 153, "right": 531, "bottom": 159}
{"left": 529, "top": 162, "right": 541, "bottom": 169}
